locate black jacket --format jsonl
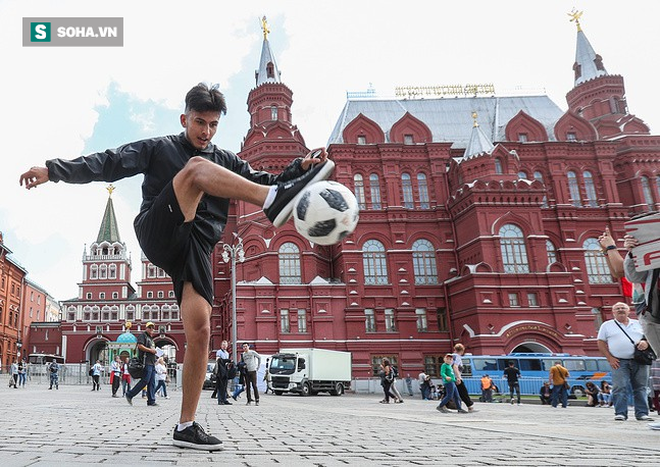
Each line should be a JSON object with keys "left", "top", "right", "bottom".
{"left": 45, "top": 133, "right": 306, "bottom": 247}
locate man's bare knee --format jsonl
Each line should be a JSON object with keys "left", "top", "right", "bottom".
{"left": 177, "top": 156, "right": 210, "bottom": 189}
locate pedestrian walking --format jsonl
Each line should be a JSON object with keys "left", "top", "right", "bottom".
{"left": 436, "top": 354, "right": 467, "bottom": 414}
{"left": 453, "top": 343, "right": 476, "bottom": 412}
{"left": 19, "top": 82, "right": 332, "bottom": 451}
{"left": 155, "top": 357, "right": 170, "bottom": 399}
{"left": 91, "top": 360, "right": 103, "bottom": 391}
{"left": 18, "top": 360, "right": 26, "bottom": 388}
{"left": 125, "top": 322, "right": 158, "bottom": 407}
{"left": 405, "top": 374, "right": 414, "bottom": 397}
{"left": 503, "top": 361, "right": 521, "bottom": 405}
{"left": 379, "top": 358, "right": 398, "bottom": 404}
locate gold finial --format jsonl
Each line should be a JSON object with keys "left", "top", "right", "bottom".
{"left": 568, "top": 8, "right": 583, "bottom": 32}
{"left": 472, "top": 111, "right": 479, "bottom": 128}
{"left": 125, "top": 321, "right": 132, "bottom": 330}
{"left": 260, "top": 16, "right": 270, "bottom": 40}
{"left": 107, "top": 184, "right": 115, "bottom": 197}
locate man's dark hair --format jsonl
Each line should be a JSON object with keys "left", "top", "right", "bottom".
{"left": 508, "top": 361, "right": 514, "bottom": 366}
{"left": 185, "top": 83, "right": 227, "bottom": 115}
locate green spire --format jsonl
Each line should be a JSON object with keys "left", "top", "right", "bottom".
{"left": 96, "top": 185, "right": 121, "bottom": 243}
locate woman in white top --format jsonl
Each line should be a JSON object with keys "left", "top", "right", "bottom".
{"left": 155, "top": 357, "right": 169, "bottom": 399}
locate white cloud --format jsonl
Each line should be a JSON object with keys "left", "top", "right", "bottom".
{"left": 1, "top": 0, "right": 659, "bottom": 301}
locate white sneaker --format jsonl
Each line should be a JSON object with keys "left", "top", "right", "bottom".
{"left": 614, "top": 414, "right": 626, "bottom": 421}
{"left": 648, "top": 422, "right": 660, "bottom": 430}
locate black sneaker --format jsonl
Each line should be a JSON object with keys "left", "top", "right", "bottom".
{"left": 264, "top": 160, "right": 335, "bottom": 227}
{"left": 173, "top": 422, "right": 223, "bottom": 451}
{"left": 125, "top": 394, "right": 133, "bottom": 406}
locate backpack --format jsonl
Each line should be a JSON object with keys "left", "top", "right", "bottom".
{"left": 226, "top": 362, "right": 237, "bottom": 380}
{"left": 392, "top": 365, "right": 399, "bottom": 378}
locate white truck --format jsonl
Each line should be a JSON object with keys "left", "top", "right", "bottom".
{"left": 268, "top": 348, "right": 352, "bottom": 396}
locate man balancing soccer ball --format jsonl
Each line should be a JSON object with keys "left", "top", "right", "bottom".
{"left": 19, "top": 82, "right": 334, "bottom": 451}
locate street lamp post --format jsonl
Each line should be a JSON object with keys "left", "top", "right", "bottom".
{"left": 221, "top": 234, "right": 245, "bottom": 364}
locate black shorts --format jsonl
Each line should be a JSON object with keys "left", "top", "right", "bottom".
{"left": 134, "top": 181, "right": 214, "bottom": 307}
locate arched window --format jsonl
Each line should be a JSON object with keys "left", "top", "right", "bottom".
{"left": 369, "top": 174, "right": 381, "bottom": 210}
{"left": 583, "top": 171, "right": 598, "bottom": 207}
{"left": 518, "top": 171, "right": 528, "bottom": 179}
{"left": 656, "top": 175, "right": 660, "bottom": 200}
{"left": 91, "top": 306, "right": 100, "bottom": 321}
{"left": 171, "top": 305, "right": 179, "bottom": 321}
{"left": 99, "top": 264, "right": 108, "bottom": 279}
{"left": 279, "top": 242, "right": 301, "bottom": 284}
{"left": 109, "top": 264, "right": 117, "bottom": 279}
{"left": 161, "top": 305, "right": 170, "bottom": 321}
{"left": 567, "top": 171, "right": 581, "bottom": 207}
{"left": 546, "top": 240, "right": 557, "bottom": 265}
{"left": 147, "top": 264, "right": 157, "bottom": 278}
{"left": 417, "top": 173, "right": 430, "bottom": 209}
{"left": 583, "top": 238, "right": 611, "bottom": 284}
{"left": 67, "top": 306, "right": 76, "bottom": 322}
{"left": 110, "top": 306, "right": 118, "bottom": 321}
{"left": 126, "top": 305, "right": 135, "bottom": 322}
{"left": 534, "top": 171, "right": 548, "bottom": 208}
{"left": 354, "top": 174, "right": 366, "bottom": 210}
{"left": 363, "top": 240, "right": 388, "bottom": 285}
{"left": 90, "top": 264, "right": 98, "bottom": 280}
{"left": 499, "top": 224, "right": 530, "bottom": 273}
{"left": 412, "top": 239, "right": 438, "bottom": 285}
{"left": 641, "top": 176, "right": 655, "bottom": 208}
{"left": 401, "top": 173, "right": 414, "bottom": 208}
{"left": 494, "top": 158, "right": 503, "bottom": 174}
{"left": 270, "top": 105, "right": 278, "bottom": 120}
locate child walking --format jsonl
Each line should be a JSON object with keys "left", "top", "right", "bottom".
{"left": 436, "top": 354, "right": 468, "bottom": 414}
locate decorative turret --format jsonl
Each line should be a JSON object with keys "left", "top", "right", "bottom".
{"left": 79, "top": 186, "right": 134, "bottom": 301}
{"left": 255, "top": 16, "right": 282, "bottom": 86}
{"left": 96, "top": 184, "right": 121, "bottom": 243}
{"left": 564, "top": 10, "right": 650, "bottom": 138}
{"left": 463, "top": 112, "right": 495, "bottom": 159}
{"left": 242, "top": 16, "right": 308, "bottom": 162}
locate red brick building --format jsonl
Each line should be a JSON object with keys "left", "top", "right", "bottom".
{"left": 211, "top": 22, "right": 660, "bottom": 379}
{"left": 58, "top": 187, "right": 180, "bottom": 364}
{"left": 0, "top": 232, "right": 28, "bottom": 368}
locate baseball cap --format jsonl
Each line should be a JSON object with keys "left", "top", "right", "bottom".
{"left": 146, "top": 321, "right": 155, "bottom": 328}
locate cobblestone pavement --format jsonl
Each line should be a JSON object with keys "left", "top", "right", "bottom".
{"left": 1, "top": 384, "right": 660, "bottom": 466}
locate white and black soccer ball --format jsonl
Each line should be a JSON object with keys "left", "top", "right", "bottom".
{"left": 293, "top": 181, "right": 359, "bottom": 245}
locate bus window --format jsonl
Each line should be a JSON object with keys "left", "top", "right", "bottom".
{"left": 460, "top": 359, "right": 473, "bottom": 377}
{"left": 585, "top": 359, "right": 600, "bottom": 372}
{"left": 472, "top": 358, "right": 498, "bottom": 372}
{"left": 519, "top": 359, "right": 542, "bottom": 372}
{"left": 498, "top": 359, "right": 518, "bottom": 371}
{"left": 597, "top": 360, "right": 613, "bottom": 372}
{"left": 563, "top": 359, "right": 586, "bottom": 372}
{"left": 541, "top": 359, "right": 555, "bottom": 371}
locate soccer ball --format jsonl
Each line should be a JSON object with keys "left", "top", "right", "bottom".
{"left": 293, "top": 181, "right": 359, "bottom": 245}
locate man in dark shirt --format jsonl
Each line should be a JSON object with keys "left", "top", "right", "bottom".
{"left": 19, "top": 83, "right": 333, "bottom": 451}
{"left": 503, "top": 361, "right": 521, "bottom": 405}
{"left": 126, "top": 322, "right": 158, "bottom": 407}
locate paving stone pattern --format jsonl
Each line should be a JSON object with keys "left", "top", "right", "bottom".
{"left": 1, "top": 384, "right": 659, "bottom": 466}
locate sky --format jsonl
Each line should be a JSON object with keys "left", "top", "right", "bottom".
{"left": 1, "top": 0, "right": 659, "bottom": 302}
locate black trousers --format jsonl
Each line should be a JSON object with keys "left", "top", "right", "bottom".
{"left": 112, "top": 373, "right": 121, "bottom": 395}
{"left": 216, "top": 376, "right": 228, "bottom": 403}
{"left": 245, "top": 371, "right": 259, "bottom": 402}
{"left": 456, "top": 380, "right": 474, "bottom": 407}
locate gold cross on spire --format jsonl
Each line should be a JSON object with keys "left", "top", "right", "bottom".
{"left": 261, "top": 16, "right": 270, "bottom": 40}
{"left": 472, "top": 111, "right": 479, "bottom": 128}
{"left": 568, "top": 8, "right": 583, "bottom": 32}
{"left": 107, "top": 184, "right": 115, "bottom": 197}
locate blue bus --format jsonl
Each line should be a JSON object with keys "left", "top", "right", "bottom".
{"left": 458, "top": 353, "right": 612, "bottom": 396}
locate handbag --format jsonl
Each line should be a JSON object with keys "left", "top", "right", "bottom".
{"left": 127, "top": 343, "right": 145, "bottom": 379}
{"left": 614, "top": 320, "right": 656, "bottom": 365}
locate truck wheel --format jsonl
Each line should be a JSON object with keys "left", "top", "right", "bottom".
{"left": 301, "top": 382, "right": 311, "bottom": 396}
{"left": 330, "top": 382, "right": 344, "bottom": 396}
{"left": 274, "top": 391, "right": 283, "bottom": 396}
